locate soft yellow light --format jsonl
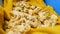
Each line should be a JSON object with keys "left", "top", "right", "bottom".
{"left": 32, "top": 32, "right": 48, "bottom": 34}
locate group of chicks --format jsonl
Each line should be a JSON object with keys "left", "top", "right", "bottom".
{"left": 4, "top": 1, "right": 58, "bottom": 34}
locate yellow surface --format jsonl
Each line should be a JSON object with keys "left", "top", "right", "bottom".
{"left": 0, "top": 6, "right": 4, "bottom": 27}
{"left": 4, "top": 0, "right": 13, "bottom": 20}
{"left": 32, "top": 32, "right": 48, "bottom": 34}
{"left": 42, "top": 6, "right": 58, "bottom": 16}
{"left": 0, "top": 6, "right": 6, "bottom": 34}
{"left": 0, "top": 28, "right": 6, "bottom": 34}
{"left": 58, "top": 16, "right": 60, "bottom": 23}
{"left": 24, "top": 25, "right": 60, "bottom": 34}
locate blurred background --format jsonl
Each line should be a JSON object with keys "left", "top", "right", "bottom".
{"left": 0, "top": 0, "right": 3, "bottom": 6}
{"left": 45, "top": 0, "right": 60, "bottom": 16}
